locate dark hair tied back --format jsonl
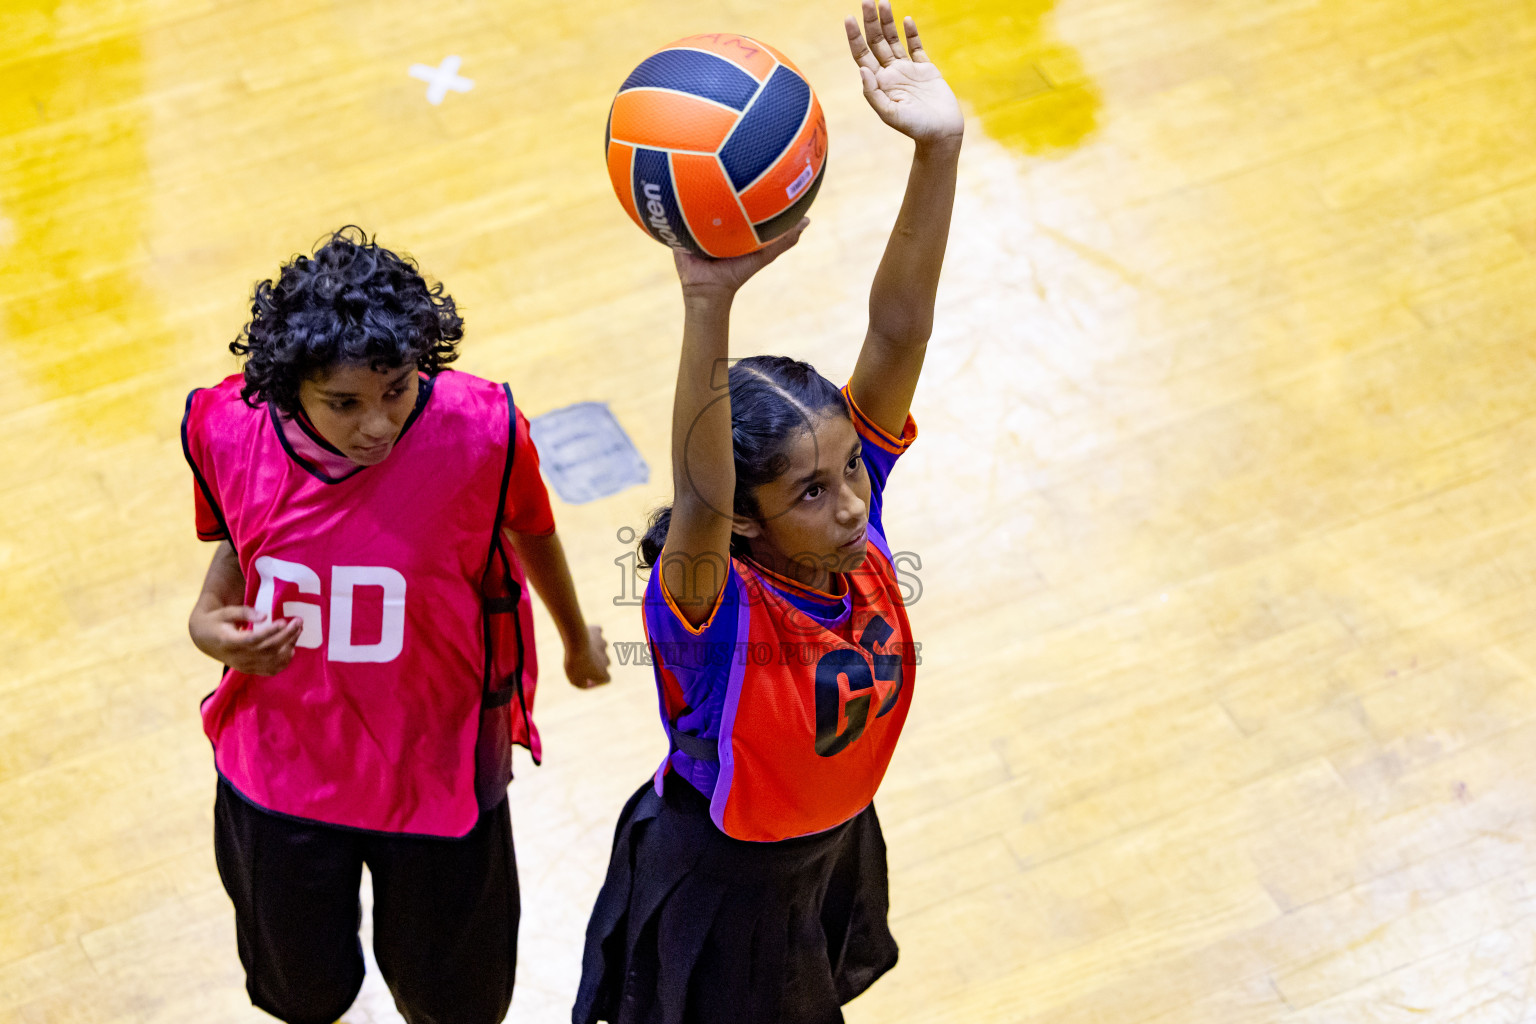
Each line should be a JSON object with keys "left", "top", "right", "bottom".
{"left": 638, "top": 506, "right": 673, "bottom": 569}
{"left": 637, "top": 355, "right": 848, "bottom": 568}
{"left": 231, "top": 226, "right": 463, "bottom": 413}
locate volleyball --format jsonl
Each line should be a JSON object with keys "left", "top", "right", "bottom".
{"left": 605, "top": 33, "right": 828, "bottom": 259}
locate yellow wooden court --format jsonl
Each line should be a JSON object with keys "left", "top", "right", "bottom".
{"left": 3, "top": 0, "right": 1536, "bottom": 1020}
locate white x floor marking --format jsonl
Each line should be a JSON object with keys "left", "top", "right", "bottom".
{"left": 409, "top": 56, "right": 473, "bottom": 105}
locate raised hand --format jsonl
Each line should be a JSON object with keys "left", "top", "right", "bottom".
{"left": 845, "top": 1, "right": 964, "bottom": 146}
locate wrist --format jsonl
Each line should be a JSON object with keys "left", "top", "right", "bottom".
{"left": 558, "top": 617, "right": 589, "bottom": 647}
{"left": 915, "top": 132, "right": 964, "bottom": 161}
{"left": 681, "top": 286, "right": 737, "bottom": 311}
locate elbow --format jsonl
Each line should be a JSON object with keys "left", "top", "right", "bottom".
{"left": 869, "top": 323, "right": 933, "bottom": 351}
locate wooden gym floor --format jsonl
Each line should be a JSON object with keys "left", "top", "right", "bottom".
{"left": 4, "top": 0, "right": 1536, "bottom": 1020}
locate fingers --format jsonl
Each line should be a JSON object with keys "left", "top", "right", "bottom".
{"left": 772, "top": 217, "right": 811, "bottom": 251}
{"left": 903, "top": 15, "right": 930, "bottom": 62}
{"left": 750, "top": 218, "right": 809, "bottom": 268}
{"left": 211, "top": 605, "right": 293, "bottom": 642}
{"left": 255, "top": 628, "right": 301, "bottom": 675}
{"left": 214, "top": 605, "right": 263, "bottom": 625}
{"left": 259, "top": 621, "right": 301, "bottom": 668}
{"left": 844, "top": 14, "right": 879, "bottom": 71}
{"left": 591, "top": 625, "right": 612, "bottom": 683}
{"left": 570, "top": 669, "right": 607, "bottom": 689}
{"left": 852, "top": 3, "right": 923, "bottom": 73}
{"left": 859, "top": 66, "right": 897, "bottom": 119}
{"left": 242, "top": 620, "right": 286, "bottom": 643}
{"left": 219, "top": 616, "right": 301, "bottom": 675}
{"left": 877, "top": 1, "right": 905, "bottom": 56}
{"left": 729, "top": 217, "right": 810, "bottom": 276}
{"left": 861, "top": 0, "right": 896, "bottom": 65}
{"left": 225, "top": 616, "right": 299, "bottom": 649}
{"left": 247, "top": 617, "right": 303, "bottom": 652}
{"left": 568, "top": 625, "right": 612, "bottom": 688}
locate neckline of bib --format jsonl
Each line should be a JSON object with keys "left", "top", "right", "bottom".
{"left": 269, "top": 374, "right": 436, "bottom": 484}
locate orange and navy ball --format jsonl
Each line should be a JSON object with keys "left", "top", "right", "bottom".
{"left": 606, "top": 33, "right": 828, "bottom": 259}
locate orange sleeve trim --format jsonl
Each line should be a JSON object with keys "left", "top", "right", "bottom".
{"left": 742, "top": 556, "right": 846, "bottom": 601}
{"left": 658, "top": 570, "right": 728, "bottom": 636}
{"left": 841, "top": 385, "right": 917, "bottom": 456}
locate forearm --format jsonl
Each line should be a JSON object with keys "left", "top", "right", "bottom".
{"left": 194, "top": 541, "right": 245, "bottom": 615}
{"left": 187, "top": 540, "right": 304, "bottom": 673}
{"left": 867, "top": 137, "right": 962, "bottom": 346}
{"left": 505, "top": 529, "right": 588, "bottom": 645}
{"left": 189, "top": 541, "right": 247, "bottom": 664}
{"left": 672, "top": 290, "right": 736, "bottom": 521}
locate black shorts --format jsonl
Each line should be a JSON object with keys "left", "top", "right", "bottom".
{"left": 213, "top": 779, "right": 519, "bottom": 1024}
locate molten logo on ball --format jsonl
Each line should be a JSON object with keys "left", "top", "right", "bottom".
{"left": 606, "top": 33, "right": 829, "bottom": 259}
{"left": 641, "top": 182, "right": 686, "bottom": 251}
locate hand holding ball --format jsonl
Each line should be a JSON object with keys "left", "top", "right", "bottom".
{"left": 605, "top": 33, "right": 827, "bottom": 259}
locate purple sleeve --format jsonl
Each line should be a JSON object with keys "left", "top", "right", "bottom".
{"left": 642, "top": 562, "right": 747, "bottom": 797}
{"left": 842, "top": 385, "right": 918, "bottom": 545}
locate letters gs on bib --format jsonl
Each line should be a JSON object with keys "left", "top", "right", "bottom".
{"left": 815, "top": 614, "right": 905, "bottom": 758}
{"left": 254, "top": 557, "right": 406, "bottom": 664}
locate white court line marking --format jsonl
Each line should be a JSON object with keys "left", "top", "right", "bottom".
{"left": 409, "top": 56, "right": 473, "bottom": 105}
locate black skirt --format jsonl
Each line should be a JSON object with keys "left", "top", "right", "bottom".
{"left": 572, "top": 775, "right": 899, "bottom": 1024}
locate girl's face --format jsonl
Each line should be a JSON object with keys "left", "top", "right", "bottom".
{"left": 297, "top": 362, "right": 419, "bottom": 466}
{"left": 734, "top": 412, "right": 870, "bottom": 590}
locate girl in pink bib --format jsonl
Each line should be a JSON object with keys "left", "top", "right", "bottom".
{"left": 184, "top": 228, "right": 609, "bottom": 1024}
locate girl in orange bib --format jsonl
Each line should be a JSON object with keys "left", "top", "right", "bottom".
{"left": 574, "top": 4, "right": 963, "bottom": 1021}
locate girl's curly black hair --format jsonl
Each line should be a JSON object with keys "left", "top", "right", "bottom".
{"left": 231, "top": 226, "right": 463, "bottom": 413}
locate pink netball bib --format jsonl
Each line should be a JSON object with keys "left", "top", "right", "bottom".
{"left": 182, "top": 371, "right": 539, "bottom": 837}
